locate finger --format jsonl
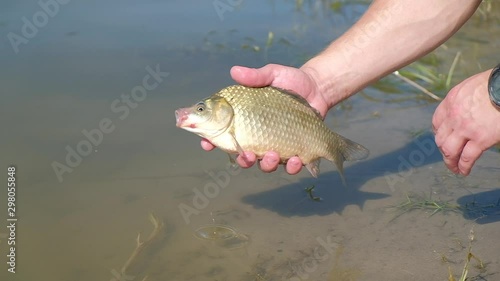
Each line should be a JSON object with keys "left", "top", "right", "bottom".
{"left": 230, "top": 65, "right": 276, "bottom": 87}
{"left": 236, "top": 152, "right": 257, "bottom": 168}
{"left": 431, "top": 103, "right": 445, "bottom": 134}
{"left": 434, "top": 121, "right": 453, "bottom": 150}
{"left": 259, "top": 151, "right": 280, "bottom": 173}
{"left": 440, "top": 134, "right": 467, "bottom": 174}
{"left": 458, "top": 142, "right": 483, "bottom": 176}
{"left": 285, "top": 156, "right": 303, "bottom": 175}
{"left": 201, "top": 138, "right": 216, "bottom": 151}
{"left": 432, "top": 97, "right": 449, "bottom": 133}
{"left": 432, "top": 83, "right": 463, "bottom": 134}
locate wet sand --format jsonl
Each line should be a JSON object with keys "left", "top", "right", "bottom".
{"left": 2, "top": 85, "right": 499, "bottom": 281}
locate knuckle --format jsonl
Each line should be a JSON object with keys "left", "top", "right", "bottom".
{"left": 440, "top": 145, "right": 456, "bottom": 159}
{"left": 447, "top": 83, "right": 462, "bottom": 100}
{"left": 474, "top": 132, "right": 491, "bottom": 148}
{"left": 431, "top": 116, "right": 439, "bottom": 129}
{"left": 435, "top": 134, "right": 445, "bottom": 147}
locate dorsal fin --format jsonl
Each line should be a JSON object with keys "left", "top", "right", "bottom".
{"left": 271, "top": 86, "right": 323, "bottom": 119}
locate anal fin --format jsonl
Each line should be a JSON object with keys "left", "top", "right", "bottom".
{"left": 326, "top": 134, "right": 369, "bottom": 187}
{"left": 332, "top": 153, "right": 347, "bottom": 187}
{"left": 305, "top": 159, "right": 321, "bottom": 178}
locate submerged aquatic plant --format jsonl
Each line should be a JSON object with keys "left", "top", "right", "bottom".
{"left": 396, "top": 51, "right": 461, "bottom": 100}
{"left": 367, "top": 51, "right": 462, "bottom": 105}
{"left": 119, "top": 212, "right": 167, "bottom": 280}
{"left": 404, "top": 127, "right": 428, "bottom": 139}
{"left": 389, "top": 193, "right": 462, "bottom": 222}
{"left": 446, "top": 229, "right": 486, "bottom": 281}
{"left": 305, "top": 185, "right": 322, "bottom": 201}
{"left": 389, "top": 192, "right": 500, "bottom": 222}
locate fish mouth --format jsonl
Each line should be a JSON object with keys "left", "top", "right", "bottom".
{"left": 175, "top": 108, "right": 190, "bottom": 128}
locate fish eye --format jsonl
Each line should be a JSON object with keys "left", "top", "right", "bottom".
{"left": 196, "top": 102, "right": 205, "bottom": 112}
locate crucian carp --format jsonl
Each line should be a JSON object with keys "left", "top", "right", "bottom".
{"left": 175, "top": 85, "right": 369, "bottom": 184}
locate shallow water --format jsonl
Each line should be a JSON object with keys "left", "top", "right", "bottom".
{"left": 1, "top": 1, "right": 500, "bottom": 280}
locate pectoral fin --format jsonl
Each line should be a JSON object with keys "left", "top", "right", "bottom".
{"left": 228, "top": 129, "right": 245, "bottom": 156}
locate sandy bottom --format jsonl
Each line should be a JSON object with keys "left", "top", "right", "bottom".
{"left": 1, "top": 92, "right": 499, "bottom": 281}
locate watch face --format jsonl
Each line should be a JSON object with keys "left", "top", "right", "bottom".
{"left": 489, "top": 65, "right": 500, "bottom": 105}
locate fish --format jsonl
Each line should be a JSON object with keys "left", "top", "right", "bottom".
{"left": 175, "top": 85, "right": 369, "bottom": 184}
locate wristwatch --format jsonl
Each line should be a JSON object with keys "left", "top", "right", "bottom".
{"left": 488, "top": 63, "right": 500, "bottom": 108}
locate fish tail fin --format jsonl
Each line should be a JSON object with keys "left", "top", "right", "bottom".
{"left": 326, "top": 134, "right": 369, "bottom": 186}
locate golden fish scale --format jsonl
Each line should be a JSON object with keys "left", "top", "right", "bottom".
{"left": 215, "top": 85, "right": 335, "bottom": 163}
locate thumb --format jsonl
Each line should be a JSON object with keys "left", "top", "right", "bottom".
{"left": 230, "top": 65, "right": 279, "bottom": 87}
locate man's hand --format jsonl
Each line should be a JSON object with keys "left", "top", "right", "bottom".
{"left": 201, "top": 64, "right": 327, "bottom": 175}
{"left": 432, "top": 69, "right": 500, "bottom": 175}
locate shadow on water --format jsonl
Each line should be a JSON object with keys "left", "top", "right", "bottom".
{"left": 242, "top": 132, "right": 443, "bottom": 217}
{"left": 457, "top": 189, "right": 500, "bottom": 225}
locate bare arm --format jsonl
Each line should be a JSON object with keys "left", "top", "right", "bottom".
{"left": 301, "top": 0, "right": 482, "bottom": 108}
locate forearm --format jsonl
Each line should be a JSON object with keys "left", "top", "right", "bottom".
{"left": 300, "top": 0, "right": 481, "bottom": 108}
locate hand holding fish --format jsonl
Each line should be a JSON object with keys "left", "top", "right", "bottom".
{"left": 229, "top": 64, "right": 330, "bottom": 118}
{"left": 201, "top": 64, "right": 329, "bottom": 175}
